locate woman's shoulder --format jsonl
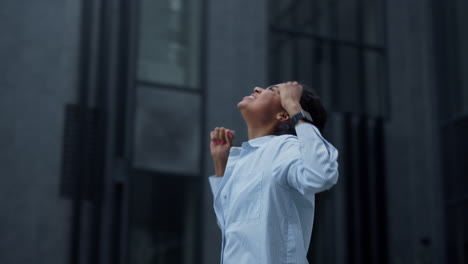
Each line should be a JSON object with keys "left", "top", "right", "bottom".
{"left": 268, "top": 134, "right": 299, "bottom": 150}
{"left": 274, "top": 133, "right": 298, "bottom": 142}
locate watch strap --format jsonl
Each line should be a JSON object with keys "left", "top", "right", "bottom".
{"left": 291, "top": 110, "right": 313, "bottom": 125}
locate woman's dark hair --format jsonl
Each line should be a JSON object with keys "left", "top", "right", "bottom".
{"left": 275, "top": 83, "right": 327, "bottom": 135}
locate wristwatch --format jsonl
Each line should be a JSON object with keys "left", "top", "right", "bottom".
{"left": 291, "top": 109, "right": 314, "bottom": 125}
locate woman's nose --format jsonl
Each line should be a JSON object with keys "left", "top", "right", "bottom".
{"left": 253, "top": 87, "right": 263, "bottom": 93}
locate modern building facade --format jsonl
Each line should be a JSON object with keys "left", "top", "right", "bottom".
{"left": 0, "top": 0, "right": 466, "bottom": 264}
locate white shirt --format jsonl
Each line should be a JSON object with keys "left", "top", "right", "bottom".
{"left": 209, "top": 122, "right": 339, "bottom": 264}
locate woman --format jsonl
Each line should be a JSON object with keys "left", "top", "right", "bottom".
{"left": 209, "top": 81, "right": 339, "bottom": 264}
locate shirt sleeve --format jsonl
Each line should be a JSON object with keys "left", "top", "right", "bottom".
{"left": 208, "top": 175, "right": 223, "bottom": 196}
{"left": 273, "top": 122, "right": 339, "bottom": 195}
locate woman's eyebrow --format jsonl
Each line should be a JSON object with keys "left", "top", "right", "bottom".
{"left": 267, "top": 85, "right": 279, "bottom": 91}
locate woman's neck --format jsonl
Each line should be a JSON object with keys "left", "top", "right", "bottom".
{"left": 247, "top": 123, "right": 277, "bottom": 140}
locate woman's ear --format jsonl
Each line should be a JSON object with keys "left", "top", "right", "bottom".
{"left": 276, "top": 111, "right": 290, "bottom": 122}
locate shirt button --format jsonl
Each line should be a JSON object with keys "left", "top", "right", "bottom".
{"left": 223, "top": 195, "right": 227, "bottom": 200}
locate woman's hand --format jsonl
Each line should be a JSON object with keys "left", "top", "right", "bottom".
{"left": 278, "top": 81, "right": 303, "bottom": 115}
{"left": 210, "top": 127, "right": 235, "bottom": 176}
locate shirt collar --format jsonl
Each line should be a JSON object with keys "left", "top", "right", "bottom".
{"left": 241, "top": 135, "right": 275, "bottom": 148}
{"left": 229, "top": 135, "right": 275, "bottom": 156}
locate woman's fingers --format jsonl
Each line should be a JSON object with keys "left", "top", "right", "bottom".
{"left": 228, "top": 130, "right": 236, "bottom": 137}
{"left": 211, "top": 127, "right": 223, "bottom": 145}
{"left": 215, "top": 127, "right": 221, "bottom": 144}
{"left": 210, "top": 131, "right": 218, "bottom": 144}
{"left": 225, "top": 129, "right": 235, "bottom": 146}
{"left": 210, "top": 127, "right": 234, "bottom": 145}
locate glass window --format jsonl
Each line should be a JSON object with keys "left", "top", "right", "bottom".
{"left": 129, "top": 172, "right": 200, "bottom": 264}
{"left": 138, "top": 0, "right": 201, "bottom": 87}
{"left": 364, "top": 50, "right": 385, "bottom": 116}
{"left": 133, "top": 86, "right": 201, "bottom": 175}
{"left": 440, "top": 0, "right": 468, "bottom": 122}
{"left": 128, "top": 0, "right": 203, "bottom": 263}
{"left": 268, "top": 0, "right": 387, "bottom": 118}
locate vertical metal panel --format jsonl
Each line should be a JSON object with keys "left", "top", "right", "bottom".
{"left": 61, "top": 105, "right": 102, "bottom": 201}
{"left": 68, "top": 0, "right": 106, "bottom": 263}
{"left": 356, "top": 0, "right": 366, "bottom": 114}
{"left": 380, "top": 0, "right": 391, "bottom": 120}
{"left": 366, "top": 118, "right": 388, "bottom": 263}
{"left": 328, "top": 112, "right": 349, "bottom": 264}
{"left": 195, "top": 0, "right": 208, "bottom": 261}
{"left": 341, "top": 114, "right": 388, "bottom": 264}
{"left": 347, "top": 114, "right": 364, "bottom": 264}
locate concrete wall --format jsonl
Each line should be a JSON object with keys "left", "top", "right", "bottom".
{"left": 0, "top": 0, "right": 81, "bottom": 263}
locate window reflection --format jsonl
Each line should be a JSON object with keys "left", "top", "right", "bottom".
{"left": 133, "top": 86, "right": 201, "bottom": 175}
{"left": 138, "top": 0, "right": 201, "bottom": 87}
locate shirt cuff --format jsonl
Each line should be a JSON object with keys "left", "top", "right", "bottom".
{"left": 208, "top": 175, "right": 223, "bottom": 196}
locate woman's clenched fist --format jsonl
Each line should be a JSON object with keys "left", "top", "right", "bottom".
{"left": 210, "top": 127, "right": 235, "bottom": 176}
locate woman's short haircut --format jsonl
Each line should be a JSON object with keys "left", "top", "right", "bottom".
{"left": 275, "top": 82, "right": 327, "bottom": 136}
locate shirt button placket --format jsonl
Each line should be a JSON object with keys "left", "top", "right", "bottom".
{"left": 220, "top": 194, "right": 228, "bottom": 264}
{"left": 222, "top": 194, "right": 228, "bottom": 221}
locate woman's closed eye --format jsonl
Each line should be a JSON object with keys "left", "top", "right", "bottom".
{"left": 267, "top": 85, "right": 280, "bottom": 94}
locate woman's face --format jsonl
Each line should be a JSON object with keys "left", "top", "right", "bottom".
{"left": 237, "top": 84, "right": 285, "bottom": 122}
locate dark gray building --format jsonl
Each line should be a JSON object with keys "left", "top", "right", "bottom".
{"left": 0, "top": 0, "right": 466, "bottom": 264}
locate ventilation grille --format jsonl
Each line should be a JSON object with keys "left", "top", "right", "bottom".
{"left": 60, "top": 104, "right": 102, "bottom": 201}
